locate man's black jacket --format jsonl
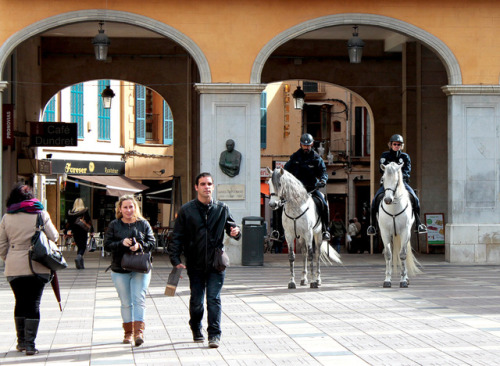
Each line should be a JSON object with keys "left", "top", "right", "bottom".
{"left": 169, "top": 199, "right": 241, "bottom": 272}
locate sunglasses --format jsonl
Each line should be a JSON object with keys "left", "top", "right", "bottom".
{"left": 392, "top": 143, "right": 402, "bottom": 146}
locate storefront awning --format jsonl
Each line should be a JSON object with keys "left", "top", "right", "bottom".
{"left": 68, "top": 175, "right": 149, "bottom": 197}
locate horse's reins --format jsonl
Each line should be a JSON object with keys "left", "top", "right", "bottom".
{"left": 380, "top": 176, "right": 408, "bottom": 236}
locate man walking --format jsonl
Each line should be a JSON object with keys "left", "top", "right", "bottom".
{"left": 169, "top": 172, "right": 241, "bottom": 348}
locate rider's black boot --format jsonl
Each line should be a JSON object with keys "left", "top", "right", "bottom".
{"left": 411, "top": 196, "right": 427, "bottom": 234}
{"left": 367, "top": 195, "right": 381, "bottom": 236}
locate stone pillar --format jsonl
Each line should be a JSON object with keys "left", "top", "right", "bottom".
{"left": 442, "top": 85, "right": 500, "bottom": 263}
{"left": 195, "top": 83, "right": 266, "bottom": 265}
{"left": 0, "top": 81, "right": 6, "bottom": 268}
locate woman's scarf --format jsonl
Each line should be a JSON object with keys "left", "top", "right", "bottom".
{"left": 7, "top": 198, "right": 44, "bottom": 213}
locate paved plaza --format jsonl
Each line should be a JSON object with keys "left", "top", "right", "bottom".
{"left": 1, "top": 250, "right": 500, "bottom": 365}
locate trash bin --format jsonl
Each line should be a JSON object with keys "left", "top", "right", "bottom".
{"left": 241, "top": 216, "right": 266, "bottom": 266}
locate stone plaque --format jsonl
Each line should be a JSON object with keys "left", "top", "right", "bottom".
{"left": 217, "top": 184, "right": 245, "bottom": 200}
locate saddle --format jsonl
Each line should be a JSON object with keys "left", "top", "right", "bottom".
{"left": 311, "top": 194, "right": 323, "bottom": 217}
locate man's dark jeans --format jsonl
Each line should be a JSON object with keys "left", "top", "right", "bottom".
{"left": 188, "top": 269, "right": 225, "bottom": 337}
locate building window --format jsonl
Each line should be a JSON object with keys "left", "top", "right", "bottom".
{"left": 303, "top": 81, "right": 319, "bottom": 93}
{"left": 71, "top": 83, "right": 84, "bottom": 138}
{"left": 163, "top": 101, "right": 173, "bottom": 145}
{"left": 43, "top": 96, "right": 56, "bottom": 122}
{"left": 135, "top": 84, "right": 146, "bottom": 144}
{"left": 354, "top": 106, "right": 370, "bottom": 157}
{"left": 261, "top": 92, "right": 267, "bottom": 149}
{"left": 98, "top": 80, "right": 111, "bottom": 140}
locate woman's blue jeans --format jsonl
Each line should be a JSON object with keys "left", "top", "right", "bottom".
{"left": 188, "top": 270, "right": 225, "bottom": 337}
{"left": 111, "top": 271, "right": 151, "bottom": 323}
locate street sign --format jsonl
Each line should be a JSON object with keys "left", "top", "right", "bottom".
{"left": 29, "top": 122, "right": 78, "bottom": 146}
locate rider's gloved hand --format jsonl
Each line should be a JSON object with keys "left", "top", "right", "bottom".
{"left": 315, "top": 180, "right": 326, "bottom": 188}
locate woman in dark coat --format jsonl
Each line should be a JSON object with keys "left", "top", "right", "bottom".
{"left": 67, "top": 198, "right": 94, "bottom": 269}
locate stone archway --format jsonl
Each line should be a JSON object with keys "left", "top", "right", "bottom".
{"left": 251, "top": 13, "right": 461, "bottom": 86}
{"left": 0, "top": 9, "right": 211, "bottom": 83}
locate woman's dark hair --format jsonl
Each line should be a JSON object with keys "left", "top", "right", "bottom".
{"left": 6, "top": 182, "right": 35, "bottom": 207}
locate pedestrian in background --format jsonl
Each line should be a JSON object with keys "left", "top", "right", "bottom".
{"left": 329, "top": 212, "right": 346, "bottom": 253}
{"left": 104, "top": 195, "right": 155, "bottom": 346}
{"left": 66, "top": 198, "right": 94, "bottom": 269}
{"left": 0, "top": 183, "right": 59, "bottom": 356}
{"left": 169, "top": 172, "right": 241, "bottom": 349}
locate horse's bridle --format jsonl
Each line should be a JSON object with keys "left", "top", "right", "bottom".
{"left": 381, "top": 171, "right": 408, "bottom": 236}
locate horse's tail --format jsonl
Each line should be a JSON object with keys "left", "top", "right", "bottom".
{"left": 392, "top": 235, "right": 422, "bottom": 276}
{"left": 320, "top": 240, "right": 342, "bottom": 265}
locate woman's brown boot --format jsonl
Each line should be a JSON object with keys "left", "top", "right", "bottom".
{"left": 122, "top": 322, "right": 134, "bottom": 344}
{"left": 133, "top": 321, "right": 145, "bottom": 346}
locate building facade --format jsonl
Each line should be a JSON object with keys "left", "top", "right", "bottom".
{"left": 0, "top": 2, "right": 499, "bottom": 263}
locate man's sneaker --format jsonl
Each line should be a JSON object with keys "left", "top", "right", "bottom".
{"left": 367, "top": 226, "right": 376, "bottom": 236}
{"left": 417, "top": 224, "right": 427, "bottom": 234}
{"left": 322, "top": 231, "right": 331, "bottom": 241}
{"left": 208, "top": 335, "right": 220, "bottom": 348}
{"left": 192, "top": 329, "right": 204, "bottom": 342}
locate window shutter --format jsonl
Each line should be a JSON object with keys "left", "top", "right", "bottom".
{"left": 163, "top": 101, "right": 173, "bottom": 145}
{"left": 136, "top": 85, "right": 146, "bottom": 144}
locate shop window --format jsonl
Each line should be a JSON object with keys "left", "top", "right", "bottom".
{"left": 97, "top": 80, "right": 110, "bottom": 141}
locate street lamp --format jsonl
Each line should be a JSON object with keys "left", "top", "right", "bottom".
{"left": 101, "top": 85, "right": 115, "bottom": 109}
{"left": 347, "top": 25, "right": 365, "bottom": 64}
{"left": 92, "top": 21, "right": 110, "bottom": 61}
{"left": 292, "top": 86, "right": 305, "bottom": 110}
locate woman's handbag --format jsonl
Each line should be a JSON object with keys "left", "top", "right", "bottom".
{"left": 30, "top": 213, "right": 68, "bottom": 271}
{"left": 87, "top": 237, "right": 97, "bottom": 252}
{"left": 213, "top": 247, "right": 230, "bottom": 272}
{"left": 75, "top": 217, "right": 91, "bottom": 232}
{"left": 121, "top": 243, "right": 152, "bottom": 273}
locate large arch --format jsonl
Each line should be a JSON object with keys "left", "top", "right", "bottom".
{"left": 0, "top": 9, "right": 212, "bottom": 83}
{"left": 251, "top": 13, "right": 461, "bottom": 86}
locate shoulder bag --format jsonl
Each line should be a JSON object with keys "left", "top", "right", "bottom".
{"left": 30, "top": 213, "right": 68, "bottom": 271}
{"left": 75, "top": 217, "right": 91, "bottom": 232}
{"left": 87, "top": 236, "right": 97, "bottom": 252}
{"left": 121, "top": 240, "right": 152, "bottom": 273}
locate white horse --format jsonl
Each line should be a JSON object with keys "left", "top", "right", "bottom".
{"left": 378, "top": 162, "right": 421, "bottom": 288}
{"left": 267, "top": 167, "right": 341, "bottom": 289}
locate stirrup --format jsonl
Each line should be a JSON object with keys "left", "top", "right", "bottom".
{"left": 417, "top": 224, "right": 427, "bottom": 234}
{"left": 322, "top": 231, "right": 331, "bottom": 241}
{"left": 367, "top": 226, "right": 376, "bottom": 236}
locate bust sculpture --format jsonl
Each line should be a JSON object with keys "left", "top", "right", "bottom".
{"left": 219, "top": 139, "right": 242, "bottom": 177}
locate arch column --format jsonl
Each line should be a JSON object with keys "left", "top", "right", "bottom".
{"left": 195, "top": 83, "right": 266, "bottom": 264}
{"left": 442, "top": 85, "right": 500, "bottom": 263}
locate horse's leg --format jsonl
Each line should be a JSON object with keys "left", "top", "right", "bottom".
{"left": 382, "top": 236, "right": 393, "bottom": 288}
{"left": 311, "top": 237, "right": 321, "bottom": 288}
{"left": 300, "top": 238, "right": 309, "bottom": 286}
{"left": 287, "top": 237, "right": 296, "bottom": 289}
{"left": 399, "top": 232, "right": 410, "bottom": 288}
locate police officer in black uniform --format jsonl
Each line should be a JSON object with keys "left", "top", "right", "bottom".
{"left": 284, "top": 133, "right": 331, "bottom": 241}
{"left": 367, "top": 134, "right": 427, "bottom": 235}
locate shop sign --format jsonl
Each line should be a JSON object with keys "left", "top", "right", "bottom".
{"left": 3, "top": 104, "right": 14, "bottom": 146}
{"left": 29, "top": 122, "right": 78, "bottom": 146}
{"left": 38, "top": 160, "right": 52, "bottom": 175}
{"left": 50, "top": 160, "right": 125, "bottom": 175}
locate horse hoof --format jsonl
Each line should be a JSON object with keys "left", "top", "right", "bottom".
{"left": 400, "top": 281, "right": 408, "bottom": 288}
{"left": 310, "top": 282, "right": 318, "bottom": 289}
{"left": 288, "top": 283, "right": 296, "bottom": 289}
{"left": 383, "top": 281, "right": 391, "bottom": 288}
{"left": 300, "top": 280, "right": 308, "bottom": 286}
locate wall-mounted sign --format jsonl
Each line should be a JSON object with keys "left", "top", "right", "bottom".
{"left": 217, "top": 184, "right": 245, "bottom": 200}
{"left": 29, "top": 122, "right": 78, "bottom": 146}
{"left": 50, "top": 160, "right": 125, "bottom": 175}
{"left": 3, "top": 104, "right": 14, "bottom": 146}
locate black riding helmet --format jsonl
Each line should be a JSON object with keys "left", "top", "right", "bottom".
{"left": 300, "top": 133, "right": 314, "bottom": 146}
{"left": 389, "top": 134, "right": 404, "bottom": 144}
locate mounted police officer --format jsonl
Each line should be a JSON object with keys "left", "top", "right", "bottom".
{"left": 284, "top": 133, "right": 331, "bottom": 241}
{"left": 367, "top": 134, "right": 427, "bottom": 236}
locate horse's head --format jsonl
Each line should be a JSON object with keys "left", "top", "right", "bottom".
{"left": 267, "top": 167, "right": 283, "bottom": 210}
{"left": 381, "top": 162, "right": 404, "bottom": 204}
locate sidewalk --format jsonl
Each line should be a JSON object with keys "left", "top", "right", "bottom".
{"left": 1, "top": 250, "right": 500, "bottom": 365}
